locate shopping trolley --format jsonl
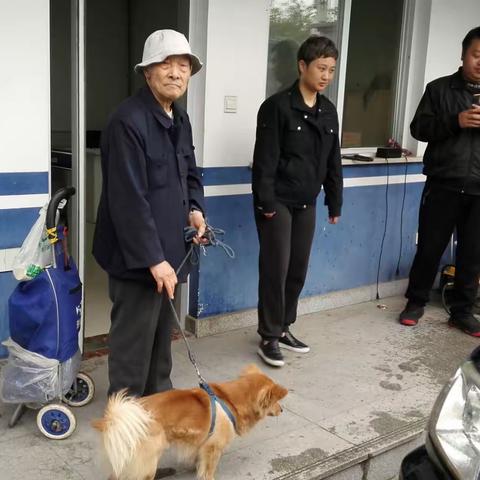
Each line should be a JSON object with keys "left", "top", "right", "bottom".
{"left": 1, "top": 187, "right": 94, "bottom": 439}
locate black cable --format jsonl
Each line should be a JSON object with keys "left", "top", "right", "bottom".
{"left": 395, "top": 155, "right": 409, "bottom": 276}
{"left": 376, "top": 157, "right": 390, "bottom": 300}
{"left": 441, "top": 282, "right": 453, "bottom": 315}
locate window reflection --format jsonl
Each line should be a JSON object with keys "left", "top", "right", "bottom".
{"left": 267, "top": 0, "right": 340, "bottom": 97}
{"left": 341, "top": 0, "right": 404, "bottom": 147}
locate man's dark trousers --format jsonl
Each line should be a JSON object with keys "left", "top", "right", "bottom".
{"left": 107, "top": 276, "right": 174, "bottom": 396}
{"left": 255, "top": 202, "right": 316, "bottom": 339}
{"left": 406, "top": 181, "right": 480, "bottom": 315}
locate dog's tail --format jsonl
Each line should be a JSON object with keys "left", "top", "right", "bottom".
{"left": 92, "top": 389, "right": 153, "bottom": 478}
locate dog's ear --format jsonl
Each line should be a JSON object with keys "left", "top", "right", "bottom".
{"left": 270, "top": 383, "right": 288, "bottom": 402}
{"left": 258, "top": 383, "right": 288, "bottom": 409}
{"left": 240, "top": 364, "right": 262, "bottom": 377}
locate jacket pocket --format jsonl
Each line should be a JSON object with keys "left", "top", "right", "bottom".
{"left": 321, "top": 123, "right": 338, "bottom": 155}
{"left": 284, "top": 121, "right": 310, "bottom": 155}
{"left": 148, "top": 154, "right": 169, "bottom": 188}
{"left": 323, "top": 124, "right": 338, "bottom": 135}
{"left": 177, "top": 148, "right": 193, "bottom": 178}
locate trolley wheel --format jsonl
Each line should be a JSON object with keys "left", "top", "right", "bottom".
{"left": 36, "top": 404, "right": 76, "bottom": 440}
{"left": 63, "top": 372, "right": 95, "bottom": 407}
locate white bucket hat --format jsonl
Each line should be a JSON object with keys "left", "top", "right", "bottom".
{"left": 134, "top": 29, "right": 202, "bottom": 75}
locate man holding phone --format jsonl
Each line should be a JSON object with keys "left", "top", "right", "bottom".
{"left": 399, "top": 26, "right": 480, "bottom": 336}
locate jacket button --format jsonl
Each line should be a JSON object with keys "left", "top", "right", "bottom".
{"left": 297, "top": 126, "right": 301, "bottom": 131}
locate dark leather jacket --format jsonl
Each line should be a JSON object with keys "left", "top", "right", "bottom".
{"left": 411, "top": 68, "right": 480, "bottom": 193}
{"left": 252, "top": 81, "right": 343, "bottom": 216}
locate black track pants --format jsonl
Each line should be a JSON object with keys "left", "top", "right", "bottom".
{"left": 406, "top": 182, "right": 480, "bottom": 315}
{"left": 255, "top": 202, "right": 316, "bottom": 339}
{"left": 107, "top": 276, "right": 174, "bottom": 396}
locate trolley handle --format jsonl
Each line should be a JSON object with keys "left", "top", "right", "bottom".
{"left": 46, "top": 187, "right": 76, "bottom": 230}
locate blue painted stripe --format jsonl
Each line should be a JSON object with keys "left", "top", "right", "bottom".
{"left": 0, "top": 208, "right": 40, "bottom": 249}
{"left": 0, "top": 172, "right": 49, "bottom": 195}
{"left": 201, "top": 167, "right": 252, "bottom": 186}
{"left": 194, "top": 180, "right": 425, "bottom": 318}
{"left": 200, "top": 163, "right": 423, "bottom": 186}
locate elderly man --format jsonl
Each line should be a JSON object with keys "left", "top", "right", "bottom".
{"left": 93, "top": 30, "right": 205, "bottom": 397}
{"left": 399, "top": 26, "right": 480, "bottom": 336}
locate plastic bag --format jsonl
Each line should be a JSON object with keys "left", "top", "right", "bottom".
{"left": 0, "top": 338, "right": 80, "bottom": 404}
{"left": 12, "top": 204, "right": 53, "bottom": 281}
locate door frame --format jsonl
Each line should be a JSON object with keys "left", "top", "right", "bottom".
{"left": 70, "top": 0, "right": 86, "bottom": 350}
{"left": 69, "top": 0, "right": 194, "bottom": 345}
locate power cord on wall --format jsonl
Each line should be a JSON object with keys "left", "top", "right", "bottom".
{"left": 376, "top": 157, "right": 389, "bottom": 300}
{"left": 395, "top": 155, "right": 409, "bottom": 276}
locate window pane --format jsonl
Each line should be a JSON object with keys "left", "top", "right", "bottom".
{"left": 341, "top": 0, "right": 404, "bottom": 148}
{"left": 266, "top": 0, "right": 341, "bottom": 100}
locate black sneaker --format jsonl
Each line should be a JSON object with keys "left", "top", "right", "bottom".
{"left": 448, "top": 314, "right": 480, "bottom": 337}
{"left": 279, "top": 330, "right": 310, "bottom": 353}
{"left": 257, "top": 339, "right": 285, "bottom": 367}
{"left": 399, "top": 302, "right": 424, "bottom": 326}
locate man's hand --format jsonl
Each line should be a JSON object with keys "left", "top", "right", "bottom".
{"left": 328, "top": 216, "right": 340, "bottom": 224}
{"left": 459, "top": 105, "right": 480, "bottom": 128}
{"left": 189, "top": 210, "right": 208, "bottom": 245}
{"left": 149, "top": 261, "right": 177, "bottom": 298}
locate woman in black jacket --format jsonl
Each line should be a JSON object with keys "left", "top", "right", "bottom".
{"left": 252, "top": 36, "right": 343, "bottom": 367}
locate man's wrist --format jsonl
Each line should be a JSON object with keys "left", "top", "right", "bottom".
{"left": 189, "top": 206, "right": 202, "bottom": 215}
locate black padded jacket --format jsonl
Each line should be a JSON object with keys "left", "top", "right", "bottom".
{"left": 252, "top": 81, "right": 343, "bottom": 216}
{"left": 410, "top": 68, "right": 480, "bottom": 194}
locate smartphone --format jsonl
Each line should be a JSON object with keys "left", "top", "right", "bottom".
{"left": 473, "top": 93, "right": 480, "bottom": 106}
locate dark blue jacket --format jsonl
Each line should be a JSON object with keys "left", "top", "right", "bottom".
{"left": 93, "top": 86, "right": 205, "bottom": 283}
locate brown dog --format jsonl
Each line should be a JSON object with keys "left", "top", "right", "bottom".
{"left": 92, "top": 365, "right": 288, "bottom": 480}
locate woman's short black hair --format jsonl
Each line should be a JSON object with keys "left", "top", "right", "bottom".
{"left": 462, "top": 26, "right": 480, "bottom": 56}
{"left": 297, "top": 35, "right": 338, "bottom": 65}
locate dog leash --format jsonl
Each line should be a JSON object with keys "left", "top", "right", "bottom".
{"left": 165, "top": 224, "right": 238, "bottom": 434}
{"left": 166, "top": 224, "right": 234, "bottom": 386}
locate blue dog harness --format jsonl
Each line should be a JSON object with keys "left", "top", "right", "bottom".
{"left": 200, "top": 383, "right": 237, "bottom": 436}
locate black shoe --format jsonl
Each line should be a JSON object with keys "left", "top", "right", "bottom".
{"left": 257, "top": 339, "right": 285, "bottom": 367}
{"left": 399, "top": 302, "right": 424, "bottom": 326}
{"left": 279, "top": 329, "right": 310, "bottom": 353}
{"left": 448, "top": 314, "right": 480, "bottom": 337}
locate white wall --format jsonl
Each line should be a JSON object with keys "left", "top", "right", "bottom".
{"left": 425, "top": 0, "right": 480, "bottom": 84}
{"left": 201, "top": 0, "right": 270, "bottom": 168}
{"left": 0, "top": 0, "right": 50, "bottom": 173}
